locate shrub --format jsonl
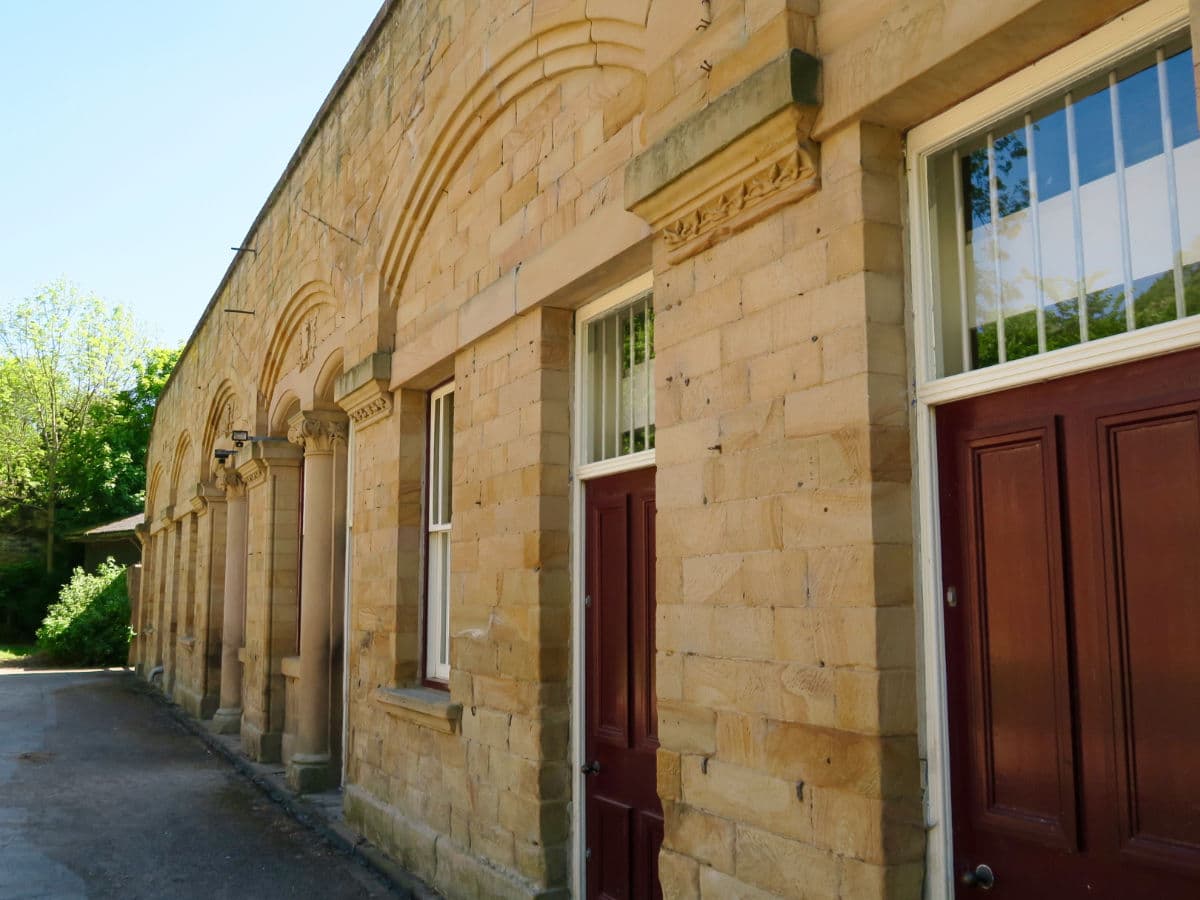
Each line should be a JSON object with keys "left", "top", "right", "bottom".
{"left": 36, "top": 559, "right": 132, "bottom": 665}
{"left": 0, "top": 559, "right": 66, "bottom": 642}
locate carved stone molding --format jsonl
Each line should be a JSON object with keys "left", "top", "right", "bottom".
{"left": 240, "top": 460, "right": 268, "bottom": 488}
{"left": 217, "top": 467, "right": 246, "bottom": 498}
{"left": 660, "top": 145, "right": 817, "bottom": 260}
{"left": 287, "top": 411, "right": 348, "bottom": 454}
{"left": 335, "top": 352, "right": 394, "bottom": 431}
{"left": 348, "top": 392, "right": 393, "bottom": 427}
{"left": 625, "top": 48, "right": 821, "bottom": 263}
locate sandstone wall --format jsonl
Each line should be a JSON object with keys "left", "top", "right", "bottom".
{"left": 134, "top": 1, "right": 1183, "bottom": 897}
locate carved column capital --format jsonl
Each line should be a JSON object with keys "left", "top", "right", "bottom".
{"left": 287, "top": 411, "right": 348, "bottom": 454}
{"left": 217, "top": 467, "right": 246, "bottom": 498}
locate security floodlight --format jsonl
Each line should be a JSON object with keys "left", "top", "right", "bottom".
{"left": 231, "top": 430, "right": 249, "bottom": 447}
{"left": 214, "top": 449, "right": 234, "bottom": 462}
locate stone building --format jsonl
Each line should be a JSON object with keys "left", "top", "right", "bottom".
{"left": 133, "top": 0, "right": 1200, "bottom": 897}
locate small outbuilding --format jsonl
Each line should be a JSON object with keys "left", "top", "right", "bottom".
{"left": 71, "top": 513, "right": 144, "bottom": 570}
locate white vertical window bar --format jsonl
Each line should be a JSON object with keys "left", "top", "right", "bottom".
{"left": 584, "top": 326, "right": 593, "bottom": 462}
{"left": 599, "top": 318, "right": 608, "bottom": 461}
{"left": 1025, "top": 115, "right": 1049, "bottom": 355}
{"left": 627, "top": 303, "right": 634, "bottom": 453}
{"left": 1109, "top": 70, "right": 1137, "bottom": 333}
{"left": 643, "top": 297, "right": 651, "bottom": 450}
{"left": 1157, "top": 48, "right": 1187, "bottom": 321}
{"left": 613, "top": 312, "right": 621, "bottom": 458}
{"left": 952, "top": 150, "right": 973, "bottom": 370}
{"left": 986, "top": 133, "right": 1008, "bottom": 363}
{"left": 1065, "top": 92, "right": 1090, "bottom": 343}
{"left": 427, "top": 384, "right": 453, "bottom": 682}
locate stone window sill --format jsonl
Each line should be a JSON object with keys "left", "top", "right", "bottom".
{"left": 281, "top": 655, "right": 301, "bottom": 679}
{"left": 375, "top": 686, "right": 462, "bottom": 735}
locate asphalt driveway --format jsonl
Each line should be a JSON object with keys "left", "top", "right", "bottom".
{"left": 0, "top": 664, "right": 396, "bottom": 899}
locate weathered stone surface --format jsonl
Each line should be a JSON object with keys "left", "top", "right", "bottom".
{"left": 132, "top": 0, "right": 1166, "bottom": 896}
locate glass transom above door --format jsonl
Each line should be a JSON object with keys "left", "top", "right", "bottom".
{"left": 583, "top": 291, "right": 655, "bottom": 464}
{"left": 926, "top": 38, "right": 1200, "bottom": 376}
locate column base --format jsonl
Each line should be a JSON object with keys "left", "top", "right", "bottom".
{"left": 211, "top": 707, "right": 242, "bottom": 734}
{"left": 287, "top": 753, "right": 336, "bottom": 793}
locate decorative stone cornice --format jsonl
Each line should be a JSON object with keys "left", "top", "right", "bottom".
{"left": 626, "top": 49, "right": 821, "bottom": 263}
{"left": 233, "top": 438, "right": 301, "bottom": 489}
{"left": 180, "top": 481, "right": 224, "bottom": 516}
{"left": 151, "top": 506, "right": 174, "bottom": 533}
{"left": 335, "top": 352, "right": 394, "bottom": 431}
{"left": 287, "top": 410, "right": 348, "bottom": 454}
{"left": 216, "top": 466, "right": 246, "bottom": 498}
{"left": 661, "top": 145, "right": 816, "bottom": 257}
{"left": 348, "top": 392, "right": 392, "bottom": 426}
{"left": 239, "top": 459, "right": 269, "bottom": 488}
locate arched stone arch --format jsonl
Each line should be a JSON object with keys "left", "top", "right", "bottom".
{"left": 257, "top": 281, "right": 338, "bottom": 416}
{"left": 202, "top": 380, "right": 242, "bottom": 475}
{"left": 169, "top": 432, "right": 194, "bottom": 504}
{"left": 147, "top": 463, "right": 164, "bottom": 519}
{"left": 312, "top": 348, "right": 344, "bottom": 405}
{"left": 377, "top": 14, "right": 649, "bottom": 299}
{"left": 268, "top": 391, "right": 302, "bottom": 439}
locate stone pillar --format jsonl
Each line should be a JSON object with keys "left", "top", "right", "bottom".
{"left": 199, "top": 489, "right": 228, "bottom": 719}
{"left": 625, "top": 46, "right": 924, "bottom": 898}
{"left": 213, "top": 469, "right": 247, "bottom": 734}
{"left": 237, "top": 438, "right": 304, "bottom": 763}
{"left": 285, "top": 410, "right": 347, "bottom": 792}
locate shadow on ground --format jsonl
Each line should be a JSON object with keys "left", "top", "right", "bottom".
{"left": 0, "top": 667, "right": 397, "bottom": 899}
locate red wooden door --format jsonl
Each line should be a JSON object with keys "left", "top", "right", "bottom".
{"left": 939, "top": 348, "right": 1200, "bottom": 897}
{"left": 585, "top": 467, "right": 662, "bottom": 900}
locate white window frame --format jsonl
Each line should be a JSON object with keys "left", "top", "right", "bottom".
{"left": 424, "top": 381, "right": 454, "bottom": 684}
{"left": 341, "top": 422, "right": 355, "bottom": 782}
{"left": 569, "top": 271, "right": 655, "bottom": 899}
{"left": 905, "top": 2, "right": 1192, "bottom": 896}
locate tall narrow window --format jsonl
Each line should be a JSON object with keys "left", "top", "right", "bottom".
{"left": 584, "top": 291, "right": 655, "bottom": 464}
{"left": 425, "top": 382, "right": 454, "bottom": 684}
{"left": 925, "top": 38, "right": 1200, "bottom": 376}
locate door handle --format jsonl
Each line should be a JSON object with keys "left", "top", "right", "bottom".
{"left": 961, "top": 864, "right": 995, "bottom": 890}
{"left": 580, "top": 760, "right": 601, "bottom": 775}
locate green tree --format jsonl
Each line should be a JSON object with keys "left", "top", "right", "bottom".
{"left": 57, "top": 347, "right": 180, "bottom": 529}
{"left": 0, "top": 281, "right": 147, "bottom": 571}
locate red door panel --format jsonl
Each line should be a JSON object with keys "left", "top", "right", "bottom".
{"left": 586, "top": 467, "right": 661, "bottom": 900}
{"left": 1097, "top": 405, "right": 1200, "bottom": 872}
{"left": 959, "top": 425, "right": 1079, "bottom": 850}
{"left": 940, "top": 348, "right": 1200, "bottom": 897}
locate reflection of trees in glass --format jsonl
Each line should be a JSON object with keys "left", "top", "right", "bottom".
{"left": 619, "top": 303, "right": 654, "bottom": 375}
{"left": 952, "top": 47, "right": 1200, "bottom": 372}
{"left": 618, "top": 302, "right": 654, "bottom": 454}
{"left": 962, "top": 131, "right": 1030, "bottom": 227}
{"left": 971, "top": 265, "right": 1200, "bottom": 366}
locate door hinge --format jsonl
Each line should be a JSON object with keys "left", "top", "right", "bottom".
{"left": 585, "top": 847, "right": 592, "bottom": 861}
{"left": 944, "top": 585, "right": 958, "bottom": 607}
{"left": 584, "top": 594, "right": 592, "bottom": 608}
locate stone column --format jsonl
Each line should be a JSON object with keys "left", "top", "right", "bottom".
{"left": 285, "top": 410, "right": 347, "bottom": 792}
{"left": 213, "top": 468, "right": 247, "bottom": 734}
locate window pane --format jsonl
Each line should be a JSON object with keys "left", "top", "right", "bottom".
{"left": 928, "top": 40, "right": 1199, "bottom": 377}
{"left": 586, "top": 293, "right": 654, "bottom": 463}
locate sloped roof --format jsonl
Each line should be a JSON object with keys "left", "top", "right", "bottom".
{"left": 79, "top": 512, "right": 145, "bottom": 539}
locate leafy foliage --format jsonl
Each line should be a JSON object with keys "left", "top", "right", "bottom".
{"left": 0, "top": 281, "right": 177, "bottom": 572}
{"left": 36, "top": 559, "right": 132, "bottom": 665}
{"left": 56, "top": 347, "right": 181, "bottom": 531}
{"left": 0, "top": 559, "right": 68, "bottom": 642}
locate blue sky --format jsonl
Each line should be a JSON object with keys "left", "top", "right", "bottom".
{"left": 0, "top": 1, "right": 384, "bottom": 347}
